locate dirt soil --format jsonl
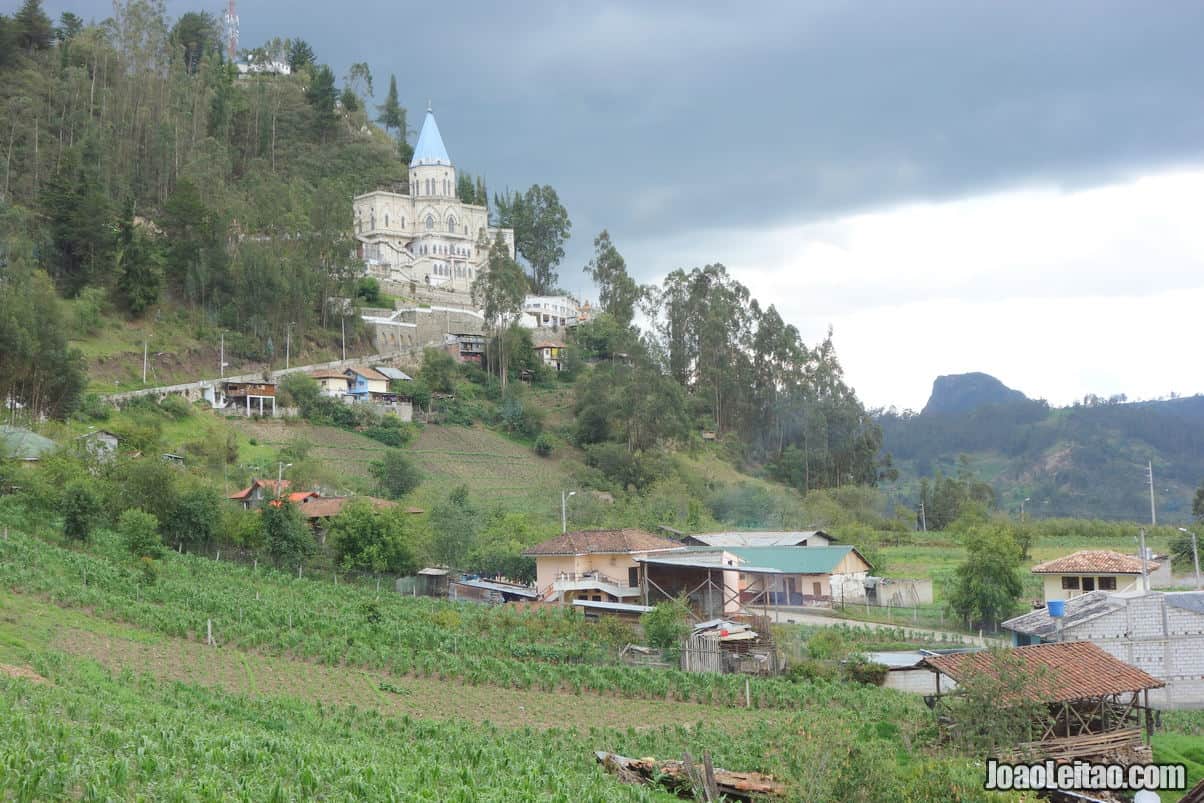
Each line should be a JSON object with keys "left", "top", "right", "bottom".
{"left": 0, "top": 663, "right": 49, "bottom": 684}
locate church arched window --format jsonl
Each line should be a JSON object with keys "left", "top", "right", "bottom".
{"left": 384, "top": 214, "right": 389, "bottom": 228}
{"left": 448, "top": 216, "right": 456, "bottom": 233}
{"left": 425, "top": 215, "right": 434, "bottom": 231}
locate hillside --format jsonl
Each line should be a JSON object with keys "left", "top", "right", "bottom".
{"left": 880, "top": 381, "right": 1204, "bottom": 521}
{"left": 920, "top": 372, "right": 1028, "bottom": 416}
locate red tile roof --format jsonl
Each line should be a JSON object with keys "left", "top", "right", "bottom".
{"left": 228, "top": 479, "right": 291, "bottom": 500}
{"left": 1031, "top": 550, "right": 1156, "bottom": 575}
{"left": 297, "top": 496, "right": 396, "bottom": 519}
{"left": 523, "top": 529, "right": 682, "bottom": 556}
{"left": 921, "top": 642, "right": 1164, "bottom": 704}
{"left": 309, "top": 370, "right": 350, "bottom": 381}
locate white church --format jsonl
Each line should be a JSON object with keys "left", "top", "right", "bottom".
{"left": 353, "top": 107, "right": 515, "bottom": 295}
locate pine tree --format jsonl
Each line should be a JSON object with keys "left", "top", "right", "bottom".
{"left": 14, "top": 0, "right": 53, "bottom": 52}
{"left": 377, "top": 75, "right": 404, "bottom": 136}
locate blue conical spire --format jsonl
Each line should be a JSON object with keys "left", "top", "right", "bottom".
{"left": 410, "top": 104, "right": 451, "bottom": 167}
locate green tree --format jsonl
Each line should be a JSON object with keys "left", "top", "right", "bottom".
{"left": 328, "top": 499, "right": 416, "bottom": 573}
{"left": 376, "top": 74, "right": 405, "bottom": 139}
{"left": 113, "top": 206, "right": 163, "bottom": 317}
{"left": 495, "top": 185, "right": 571, "bottom": 294}
{"left": 641, "top": 599, "right": 691, "bottom": 651}
{"left": 262, "top": 501, "right": 313, "bottom": 567}
{"left": 14, "top": 0, "right": 53, "bottom": 52}
{"left": 286, "top": 38, "right": 315, "bottom": 72}
{"left": 344, "top": 62, "right": 373, "bottom": 99}
{"left": 583, "top": 229, "right": 641, "bottom": 327}
{"left": 419, "top": 347, "right": 458, "bottom": 393}
{"left": 472, "top": 233, "right": 527, "bottom": 390}
{"left": 429, "top": 485, "right": 479, "bottom": 569}
{"left": 166, "top": 485, "right": 222, "bottom": 551}
{"left": 1193, "top": 480, "right": 1204, "bottom": 521}
{"left": 467, "top": 512, "right": 541, "bottom": 581}
{"left": 170, "top": 11, "right": 221, "bottom": 74}
{"left": 947, "top": 526, "right": 1024, "bottom": 631}
{"left": 369, "top": 449, "right": 421, "bottom": 499}
{"left": 306, "top": 65, "right": 338, "bottom": 141}
{"left": 118, "top": 508, "right": 164, "bottom": 559}
{"left": 62, "top": 480, "right": 101, "bottom": 542}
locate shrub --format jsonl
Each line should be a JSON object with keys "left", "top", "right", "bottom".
{"left": 118, "top": 508, "right": 164, "bottom": 559}
{"left": 533, "top": 433, "right": 555, "bottom": 457}
{"left": 157, "top": 394, "right": 192, "bottom": 420}
{"left": 841, "top": 655, "right": 888, "bottom": 686}
{"left": 640, "top": 599, "right": 691, "bottom": 651}
{"left": 369, "top": 450, "right": 422, "bottom": 499}
{"left": 787, "top": 659, "right": 838, "bottom": 683}
{"left": 62, "top": 480, "right": 102, "bottom": 542}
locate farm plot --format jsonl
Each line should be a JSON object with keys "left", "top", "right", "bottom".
{"left": 409, "top": 424, "right": 577, "bottom": 508}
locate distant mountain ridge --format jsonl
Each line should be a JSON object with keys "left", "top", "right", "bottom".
{"left": 880, "top": 373, "right": 1204, "bottom": 522}
{"left": 921, "top": 372, "right": 1028, "bottom": 416}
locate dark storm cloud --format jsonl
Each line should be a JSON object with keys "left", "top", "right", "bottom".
{"left": 45, "top": 0, "right": 1204, "bottom": 276}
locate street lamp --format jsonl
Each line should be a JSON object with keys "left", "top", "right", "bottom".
{"left": 277, "top": 462, "right": 293, "bottom": 495}
{"left": 1020, "top": 497, "right": 1031, "bottom": 522}
{"left": 561, "top": 490, "right": 576, "bottom": 534}
{"left": 1178, "top": 528, "right": 1201, "bottom": 590}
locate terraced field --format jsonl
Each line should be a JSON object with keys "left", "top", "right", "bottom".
{"left": 409, "top": 424, "right": 580, "bottom": 510}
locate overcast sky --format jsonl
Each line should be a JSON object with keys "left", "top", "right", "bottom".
{"left": 50, "top": 0, "right": 1204, "bottom": 409}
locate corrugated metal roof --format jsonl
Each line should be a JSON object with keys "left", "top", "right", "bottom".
{"left": 723, "top": 546, "right": 861, "bottom": 575}
{"left": 453, "top": 578, "right": 539, "bottom": 598}
{"left": 373, "top": 366, "right": 412, "bottom": 381}
{"left": 686, "top": 530, "right": 834, "bottom": 547}
{"left": 1164, "top": 591, "right": 1204, "bottom": 615}
{"left": 1002, "top": 592, "right": 1120, "bottom": 638}
{"left": 921, "top": 642, "right": 1164, "bottom": 703}
{"left": 0, "top": 426, "right": 57, "bottom": 459}
{"left": 572, "top": 600, "right": 651, "bottom": 613}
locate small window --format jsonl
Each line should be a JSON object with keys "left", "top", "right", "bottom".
{"left": 425, "top": 215, "right": 434, "bottom": 231}
{"left": 448, "top": 216, "right": 456, "bottom": 233}
{"left": 1082, "top": 577, "right": 1096, "bottom": 592}
{"left": 1098, "top": 576, "right": 1116, "bottom": 591}
{"left": 1061, "top": 576, "right": 1080, "bottom": 590}
{"left": 384, "top": 214, "right": 389, "bottom": 227}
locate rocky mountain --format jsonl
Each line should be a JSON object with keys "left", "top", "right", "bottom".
{"left": 920, "top": 372, "right": 1029, "bottom": 416}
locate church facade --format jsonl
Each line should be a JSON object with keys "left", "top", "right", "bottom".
{"left": 353, "top": 108, "right": 514, "bottom": 295}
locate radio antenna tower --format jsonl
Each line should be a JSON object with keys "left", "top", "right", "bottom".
{"left": 223, "top": 0, "right": 239, "bottom": 61}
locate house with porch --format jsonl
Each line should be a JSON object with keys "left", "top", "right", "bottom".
{"left": 222, "top": 380, "right": 277, "bottom": 417}
{"left": 523, "top": 529, "right": 683, "bottom": 604}
{"left": 1003, "top": 590, "right": 1204, "bottom": 707}
{"left": 533, "top": 338, "right": 566, "bottom": 371}
{"left": 1031, "top": 550, "right": 1154, "bottom": 602}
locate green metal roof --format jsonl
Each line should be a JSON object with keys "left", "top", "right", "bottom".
{"left": 724, "top": 546, "right": 863, "bottom": 574}
{"left": 0, "top": 425, "right": 58, "bottom": 459}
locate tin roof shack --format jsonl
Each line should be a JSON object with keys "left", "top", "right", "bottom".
{"left": 228, "top": 478, "right": 292, "bottom": 509}
{"left": 223, "top": 380, "right": 277, "bottom": 417}
{"left": 1031, "top": 550, "right": 1153, "bottom": 602}
{"left": 449, "top": 577, "right": 540, "bottom": 605}
{"left": 863, "top": 649, "right": 981, "bottom": 695}
{"left": 573, "top": 599, "right": 650, "bottom": 623}
{"left": 687, "top": 618, "right": 781, "bottom": 675}
{"left": 922, "top": 642, "right": 1164, "bottom": 761}
{"left": 1004, "top": 590, "right": 1204, "bottom": 708}
{"left": 0, "top": 425, "right": 57, "bottom": 464}
{"left": 683, "top": 530, "right": 836, "bottom": 548}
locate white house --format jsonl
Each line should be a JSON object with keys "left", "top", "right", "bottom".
{"left": 1031, "top": 550, "right": 1154, "bottom": 602}
{"left": 310, "top": 370, "right": 351, "bottom": 398}
{"left": 353, "top": 106, "right": 514, "bottom": 293}
{"left": 521, "top": 296, "right": 580, "bottom": 329}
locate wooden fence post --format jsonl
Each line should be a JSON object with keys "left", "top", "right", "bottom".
{"left": 206, "top": 619, "right": 215, "bottom": 646}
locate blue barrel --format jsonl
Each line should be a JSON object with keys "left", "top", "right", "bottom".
{"left": 1047, "top": 599, "right": 1066, "bottom": 618}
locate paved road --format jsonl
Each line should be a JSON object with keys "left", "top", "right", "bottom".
{"left": 764, "top": 606, "right": 1002, "bottom": 647}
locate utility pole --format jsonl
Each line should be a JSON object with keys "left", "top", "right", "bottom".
{"left": 142, "top": 340, "right": 148, "bottom": 384}
{"left": 341, "top": 316, "right": 346, "bottom": 361}
{"left": 1020, "top": 496, "right": 1030, "bottom": 523}
{"left": 561, "top": 490, "right": 576, "bottom": 534}
{"left": 1139, "top": 528, "right": 1149, "bottom": 592}
{"left": 919, "top": 501, "right": 927, "bottom": 532}
{"left": 1147, "top": 461, "right": 1157, "bottom": 526}
{"left": 220, "top": 332, "right": 225, "bottom": 379}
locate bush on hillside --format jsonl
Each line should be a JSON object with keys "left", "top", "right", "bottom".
{"left": 62, "top": 480, "right": 102, "bottom": 542}
{"left": 841, "top": 655, "right": 888, "bottom": 686}
{"left": 640, "top": 599, "right": 691, "bottom": 652}
{"left": 370, "top": 450, "right": 422, "bottom": 499}
{"left": 118, "top": 508, "right": 163, "bottom": 559}
{"left": 533, "top": 433, "right": 555, "bottom": 457}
